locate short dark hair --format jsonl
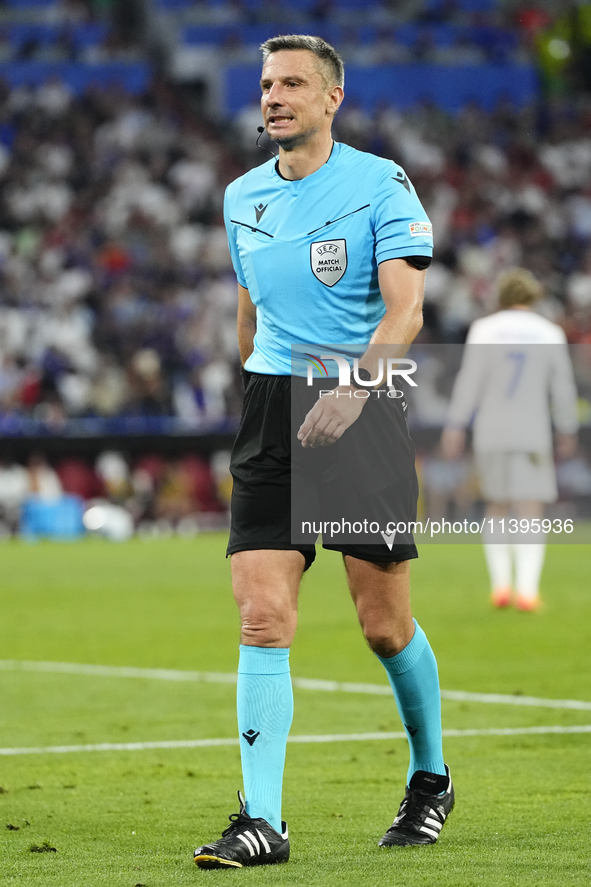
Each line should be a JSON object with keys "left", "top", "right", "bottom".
{"left": 260, "top": 34, "right": 345, "bottom": 88}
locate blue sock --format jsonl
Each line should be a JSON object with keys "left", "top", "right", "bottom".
{"left": 237, "top": 645, "right": 293, "bottom": 832}
{"left": 376, "top": 620, "right": 446, "bottom": 784}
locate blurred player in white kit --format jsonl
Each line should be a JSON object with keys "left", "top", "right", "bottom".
{"left": 441, "top": 269, "right": 579, "bottom": 611}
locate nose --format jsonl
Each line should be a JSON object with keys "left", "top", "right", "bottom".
{"left": 263, "top": 82, "right": 284, "bottom": 107}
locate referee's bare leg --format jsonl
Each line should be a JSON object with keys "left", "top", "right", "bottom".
{"left": 230, "top": 549, "right": 303, "bottom": 833}
{"left": 230, "top": 548, "right": 449, "bottom": 824}
{"left": 232, "top": 550, "right": 303, "bottom": 648}
{"left": 344, "top": 554, "right": 448, "bottom": 791}
{"left": 344, "top": 556, "right": 414, "bottom": 657}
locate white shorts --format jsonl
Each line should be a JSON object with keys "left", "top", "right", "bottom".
{"left": 475, "top": 452, "right": 557, "bottom": 503}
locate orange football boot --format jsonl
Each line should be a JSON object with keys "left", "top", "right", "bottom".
{"left": 515, "top": 595, "right": 541, "bottom": 612}
{"left": 491, "top": 587, "right": 512, "bottom": 608}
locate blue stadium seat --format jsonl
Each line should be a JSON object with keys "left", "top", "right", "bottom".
{"left": 4, "top": 0, "right": 58, "bottom": 7}
{"left": 8, "top": 24, "right": 57, "bottom": 47}
{"left": 153, "top": 0, "right": 194, "bottom": 9}
{"left": 355, "top": 26, "right": 378, "bottom": 44}
{"left": 72, "top": 24, "right": 108, "bottom": 49}
{"left": 457, "top": 0, "right": 496, "bottom": 10}
{"left": 466, "top": 24, "right": 518, "bottom": 53}
{"left": 240, "top": 23, "right": 294, "bottom": 45}
{"left": 182, "top": 25, "right": 233, "bottom": 45}
{"left": 4, "top": 23, "right": 107, "bottom": 50}
{"left": 183, "top": 22, "right": 340, "bottom": 47}
{"left": 395, "top": 24, "right": 460, "bottom": 48}
{"left": 224, "top": 0, "right": 265, "bottom": 9}
{"left": 330, "top": 0, "right": 373, "bottom": 7}
{"left": 425, "top": 0, "right": 495, "bottom": 10}
{"left": 0, "top": 61, "right": 152, "bottom": 95}
{"left": 395, "top": 24, "right": 421, "bottom": 47}
{"left": 278, "top": 0, "right": 318, "bottom": 9}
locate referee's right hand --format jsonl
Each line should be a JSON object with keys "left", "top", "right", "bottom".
{"left": 297, "top": 386, "right": 366, "bottom": 448}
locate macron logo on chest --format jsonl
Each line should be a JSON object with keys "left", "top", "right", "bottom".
{"left": 255, "top": 203, "right": 268, "bottom": 223}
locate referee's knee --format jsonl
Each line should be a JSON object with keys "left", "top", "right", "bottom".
{"left": 362, "top": 626, "right": 413, "bottom": 659}
{"left": 240, "top": 611, "right": 297, "bottom": 648}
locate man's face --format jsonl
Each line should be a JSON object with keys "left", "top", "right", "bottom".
{"left": 260, "top": 50, "right": 342, "bottom": 150}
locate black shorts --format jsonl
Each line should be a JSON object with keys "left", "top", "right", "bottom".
{"left": 227, "top": 372, "right": 419, "bottom": 571}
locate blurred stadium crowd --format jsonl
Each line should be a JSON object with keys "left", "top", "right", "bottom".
{"left": 0, "top": 0, "right": 590, "bottom": 534}
{"left": 2, "top": 71, "right": 591, "bottom": 430}
{"left": 0, "top": 447, "right": 231, "bottom": 538}
{"left": 0, "top": 74, "right": 244, "bottom": 433}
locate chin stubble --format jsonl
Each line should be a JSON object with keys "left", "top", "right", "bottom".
{"left": 271, "top": 125, "right": 320, "bottom": 151}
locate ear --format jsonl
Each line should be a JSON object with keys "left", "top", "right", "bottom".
{"left": 326, "top": 85, "right": 344, "bottom": 118}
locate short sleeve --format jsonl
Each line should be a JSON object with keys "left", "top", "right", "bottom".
{"left": 373, "top": 166, "right": 433, "bottom": 265}
{"left": 223, "top": 187, "right": 248, "bottom": 288}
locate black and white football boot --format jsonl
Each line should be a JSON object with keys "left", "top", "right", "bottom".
{"left": 379, "top": 765, "right": 454, "bottom": 847}
{"left": 194, "top": 792, "right": 290, "bottom": 869}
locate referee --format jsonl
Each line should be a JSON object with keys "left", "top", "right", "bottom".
{"left": 194, "top": 34, "right": 454, "bottom": 869}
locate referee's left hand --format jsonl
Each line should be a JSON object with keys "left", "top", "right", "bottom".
{"left": 297, "top": 385, "right": 367, "bottom": 448}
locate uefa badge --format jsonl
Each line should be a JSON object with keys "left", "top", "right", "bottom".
{"left": 310, "top": 239, "right": 347, "bottom": 287}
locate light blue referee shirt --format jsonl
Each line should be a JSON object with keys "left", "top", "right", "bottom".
{"left": 223, "top": 141, "right": 433, "bottom": 375}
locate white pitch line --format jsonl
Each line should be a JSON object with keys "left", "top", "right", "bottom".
{"left": 0, "top": 659, "right": 238, "bottom": 685}
{"left": 1, "top": 659, "right": 591, "bottom": 712}
{"left": 1, "top": 725, "right": 591, "bottom": 757}
{"left": 439, "top": 689, "right": 591, "bottom": 711}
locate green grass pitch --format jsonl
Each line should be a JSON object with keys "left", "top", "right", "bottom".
{"left": 1, "top": 536, "right": 590, "bottom": 886}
